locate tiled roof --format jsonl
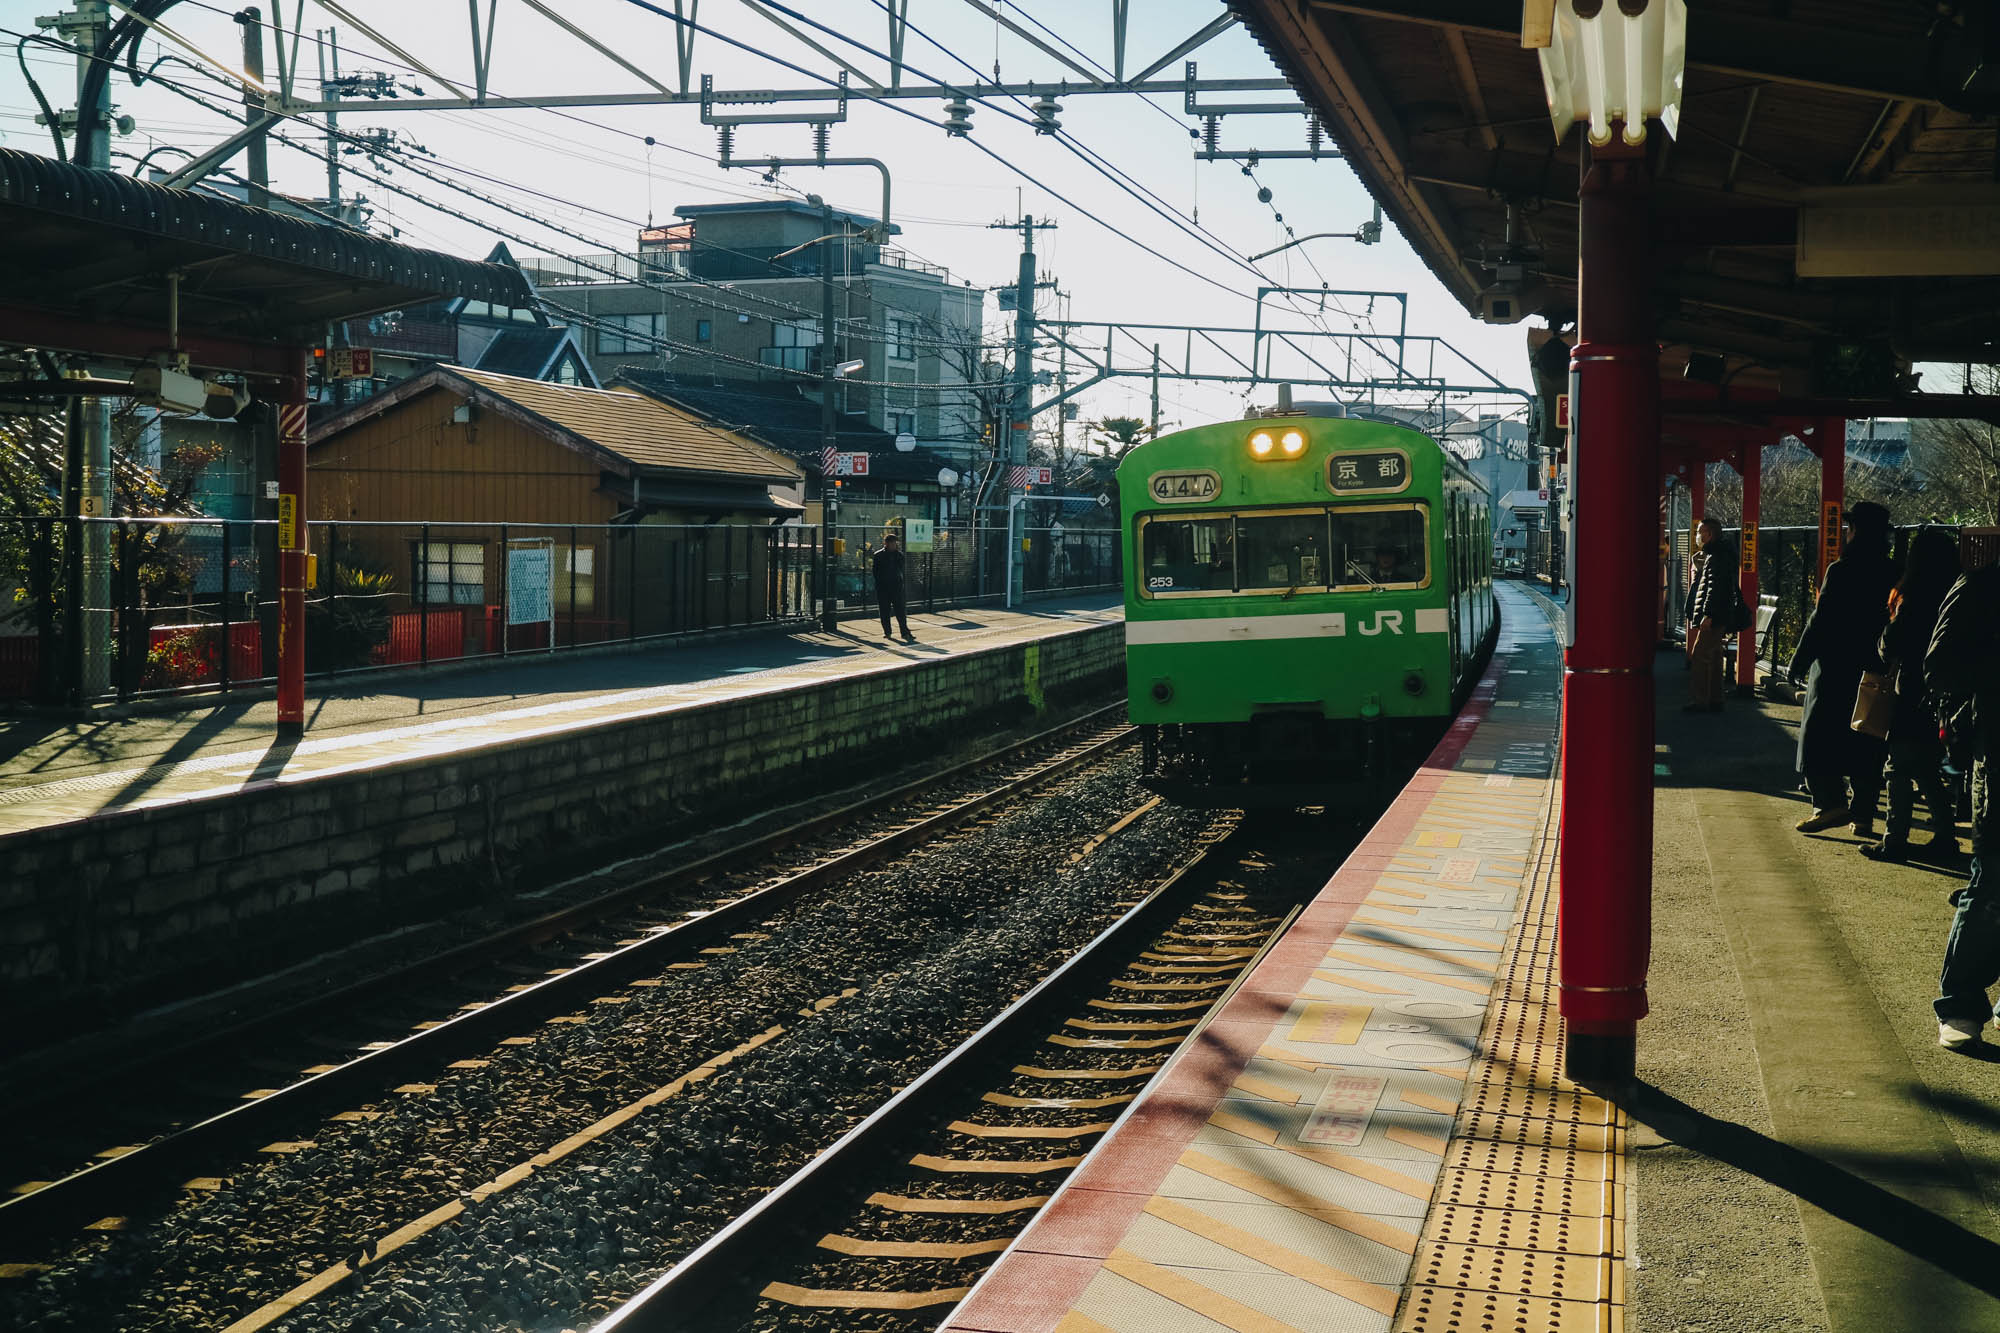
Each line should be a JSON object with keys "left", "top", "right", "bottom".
{"left": 474, "top": 326, "right": 569, "bottom": 380}
{"left": 449, "top": 366, "right": 799, "bottom": 483}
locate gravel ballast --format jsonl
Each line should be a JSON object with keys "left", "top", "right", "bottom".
{"left": 4, "top": 757, "right": 1219, "bottom": 1333}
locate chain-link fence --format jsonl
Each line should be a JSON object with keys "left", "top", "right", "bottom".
{"left": 0, "top": 516, "right": 820, "bottom": 705}
{"left": 824, "top": 522, "right": 1121, "bottom": 620}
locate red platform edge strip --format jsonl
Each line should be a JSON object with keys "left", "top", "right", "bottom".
{"left": 944, "top": 618, "right": 1511, "bottom": 1333}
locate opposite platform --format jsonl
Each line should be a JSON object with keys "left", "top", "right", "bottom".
{"left": 947, "top": 582, "right": 1626, "bottom": 1333}
{"left": 0, "top": 596, "right": 1120, "bottom": 839}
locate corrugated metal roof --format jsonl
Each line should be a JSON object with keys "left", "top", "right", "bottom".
{"left": 0, "top": 148, "right": 532, "bottom": 342}
{"left": 450, "top": 367, "right": 800, "bottom": 484}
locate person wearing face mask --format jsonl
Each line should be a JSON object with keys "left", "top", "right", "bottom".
{"left": 1683, "top": 517, "right": 1734, "bottom": 713}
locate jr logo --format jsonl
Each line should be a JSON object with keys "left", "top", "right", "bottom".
{"left": 1357, "top": 610, "right": 1404, "bottom": 636}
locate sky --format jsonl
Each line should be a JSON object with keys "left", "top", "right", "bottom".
{"left": 0, "top": 0, "right": 1539, "bottom": 435}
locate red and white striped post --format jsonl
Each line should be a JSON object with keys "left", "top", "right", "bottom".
{"left": 1559, "top": 135, "right": 1658, "bottom": 1084}
{"left": 277, "top": 357, "right": 308, "bottom": 736}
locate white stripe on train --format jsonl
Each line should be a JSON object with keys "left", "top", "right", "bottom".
{"left": 1126, "top": 607, "right": 1449, "bottom": 644}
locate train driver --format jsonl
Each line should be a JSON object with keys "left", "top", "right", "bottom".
{"left": 1373, "top": 545, "right": 1420, "bottom": 583}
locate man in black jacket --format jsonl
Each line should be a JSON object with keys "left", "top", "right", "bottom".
{"left": 873, "top": 533, "right": 912, "bottom": 640}
{"left": 1928, "top": 563, "right": 2000, "bottom": 1049}
{"left": 1789, "top": 503, "right": 1897, "bottom": 835}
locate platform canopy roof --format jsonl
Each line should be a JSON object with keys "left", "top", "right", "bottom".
{"left": 0, "top": 148, "right": 533, "bottom": 378}
{"left": 1232, "top": 1, "right": 2000, "bottom": 396}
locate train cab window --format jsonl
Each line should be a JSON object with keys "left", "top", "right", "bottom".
{"left": 1235, "top": 511, "right": 1330, "bottom": 592}
{"left": 1330, "top": 505, "right": 1428, "bottom": 588}
{"left": 1140, "top": 515, "right": 1235, "bottom": 593}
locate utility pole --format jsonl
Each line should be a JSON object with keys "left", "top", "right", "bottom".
{"left": 238, "top": 8, "right": 270, "bottom": 209}
{"left": 1150, "top": 344, "right": 1162, "bottom": 439}
{"left": 820, "top": 199, "right": 840, "bottom": 633}
{"left": 989, "top": 213, "right": 1055, "bottom": 606}
{"left": 51, "top": 1, "right": 115, "bottom": 702}
{"left": 318, "top": 28, "right": 341, "bottom": 209}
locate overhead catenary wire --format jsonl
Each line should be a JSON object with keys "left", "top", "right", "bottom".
{"left": 119, "top": 53, "right": 1002, "bottom": 363}
{"left": 782, "top": 0, "right": 1368, "bottom": 350}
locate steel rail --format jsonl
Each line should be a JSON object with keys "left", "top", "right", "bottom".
{"left": 592, "top": 821, "right": 1243, "bottom": 1331}
{"left": 0, "top": 713, "right": 1134, "bottom": 1250}
{"left": 3, "top": 704, "right": 1128, "bottom": 1112}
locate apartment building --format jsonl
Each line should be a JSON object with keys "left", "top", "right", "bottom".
{"left": 520, "top": 200, "right": 988, "bottom": 468}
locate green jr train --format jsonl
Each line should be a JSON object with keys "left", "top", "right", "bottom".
{"left": 1119, "top": 413, "right": 1497, "bottom": 806}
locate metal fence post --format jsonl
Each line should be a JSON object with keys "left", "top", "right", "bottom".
{"left": 220, "top": 517, "right": 234, "bottom": 695}
{"left": 568, "top": 523, "right": 578, "bottom": 648}
{"left": 420, "top": 523, "right": 431, "bottom": 669}
{"left": 113, "top": 522, "right": 130, "bottom": 705}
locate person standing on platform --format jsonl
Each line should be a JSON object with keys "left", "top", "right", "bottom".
{"left": 873, "top": 532, "right": 912, "bottom": 641}
{"left": 1789, "top": 502, "right": 1897, "bottom": 836}
{"left": 1862, "top": 526, "right": 1963, "bottom": 863}
{"left": 1927, "top": 562, "right": 1999, "bottom": 1049}
{"left": 1684, "top": 517, "right": 1734, "bottom": 713}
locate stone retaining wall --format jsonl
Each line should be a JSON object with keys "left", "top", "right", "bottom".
{"left": 1, "top": 623, "right": 1122, "bottom": 1013}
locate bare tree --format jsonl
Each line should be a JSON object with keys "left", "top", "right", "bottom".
{"left": 1909, "top": 366, "right": 2000, "bottom": 524}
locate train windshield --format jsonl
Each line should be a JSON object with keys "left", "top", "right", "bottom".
{"left": 1139, "top": 503, "right": 1428, "bottom": 596}
{"left": 1138, "top": 515, "right": 1236, "bottom": 593}
{"left": 1236, "top": 511, "right": 1329, "bottom": 591}
{"left": 1332, "top": 506, "right": 1427, "bottom": 588}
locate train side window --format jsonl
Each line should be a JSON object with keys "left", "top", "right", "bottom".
{"left": 1331, "top": 505, "right": 1428, "bottom": 588}
{"left": 1139, "top": 514, "right": 1235, "bottom": 593}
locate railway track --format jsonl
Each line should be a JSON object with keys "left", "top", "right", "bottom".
{"left": 592, "top": 818, "right": 1330, "bottom": 1333}
{"left": 0, "top": 707, "right": 1136, "bottom": 1256}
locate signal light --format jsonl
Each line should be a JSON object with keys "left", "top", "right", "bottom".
{"left": 1248, "top": 430, "right": 1274, "bottom": 457}
{"left": 1280, "top": 429, "right": 1306, "bottom": 456}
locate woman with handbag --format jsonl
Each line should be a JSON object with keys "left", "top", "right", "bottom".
{"left": 1684, "top": 517, "right": 1737, "bottom": 712}
{"left": 1789, "top": 502, "right": 1898, "bottom": 836}
{"left": 1861, "top": 526, "right": 1963, "bottom": 863}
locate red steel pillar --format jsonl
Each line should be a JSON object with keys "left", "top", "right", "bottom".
{"left": 1816, "top": 416, "right": 1845, "bottom": 589}
{"left": 1737, "top": 439, "right": 1762, "bottom": 689}
{"left": 277, "top": 354, "right": 308, "bottom": 737}
{"left": 1560, "top": 137, "right": 1657, "bottom": 1084}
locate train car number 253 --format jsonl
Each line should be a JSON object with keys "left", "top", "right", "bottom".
{"left": 1148, "top": 469, "right": 1221, "bottom": 503}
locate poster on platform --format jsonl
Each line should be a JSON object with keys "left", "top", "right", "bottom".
{"left": 507, "top": 544, "right": 554, "bottom": 627}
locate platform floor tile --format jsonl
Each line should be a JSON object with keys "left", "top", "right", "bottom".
{"left": 1072, "top": 1257, "right": 1397, "bottom": 1333}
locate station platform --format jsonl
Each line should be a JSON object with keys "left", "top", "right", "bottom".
{"left": 950, "top": 582, "right": 1584, "bottom": 1333}
{"left": 950, "top": 581, "right": 2000, "bottom": 1332}
{"left": 0, "top": 595, "right": 1120, "bottom": 840}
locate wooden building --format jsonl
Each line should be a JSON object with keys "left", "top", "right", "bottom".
{"left": 308, "top": 366, "right": 806, "bottom": 654}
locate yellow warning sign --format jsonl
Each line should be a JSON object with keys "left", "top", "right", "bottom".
{"left": 277, "top": 494, "right": 298, "bottom": 549}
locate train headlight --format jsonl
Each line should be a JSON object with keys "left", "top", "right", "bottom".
{"left": 1403, "top": 672, "right": 1426, "bottom": 697}
{"left": 1280, "top": 429, "right": 1306, "bottom": 456}
{"left": 1248, "top": 430, "right": 1274, "bottom": 457}
{"left": 1150, "top": 678, "right": 1174, "bottom": 704}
